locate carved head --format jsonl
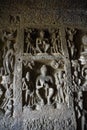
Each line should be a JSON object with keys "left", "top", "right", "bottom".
{"left": 51, "top": 60, "right": 59, "bottom": 69}
{"left": 26, "top": 72, "right": 30, "bottom": 81}
{"left": 74, "top": 71, "right": 78, "bottom": 77}
{"left": 40, "top": 65, "right": 47, "bottom": 76}
{"left": 82, "top": 35, "right": 87, "bottom": 46}
{"left": 67, "top": 28, "right": 76, "bottom": 42}
{"left": 79, "top": 55, "right": 86, "bottom": 65}
{"left": 39, "top": 31, "right": 44, "bottom": 38}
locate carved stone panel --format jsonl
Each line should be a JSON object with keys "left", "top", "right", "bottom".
{"left": 22, "top": 57, "right": 69, "bottom": 111}
{"left": 24, "top": 28, "right": 62, "bottom": 55}
{"left": 0, "top": 1, "right": 87, "bottom": 129}
{"left": 0, "top": 29, "right": 17, "bottom": 118}
{"left": 65, "top": 28, "right": 87, "bottom": 129}
{"left": 66, "top": 28, "right": 87, "bottom": 92}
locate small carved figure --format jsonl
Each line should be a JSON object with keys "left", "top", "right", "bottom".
{"left": 82, "top": 68, "right": 87, "bottom": 91}
{"left": 36, "top": 65, "right": 54, "bottom": 106}
{"left": 3, "top": 42, "right": 15, "bottom": 75}
{"left": 1, "top": 75, "right": 13, "bottom": 89}
{"left": 72, "top": 71, "right": 81, "bottom": 92}
{"left": 36, "top": 31, "right": 50, "bottom": 53}
{"left": 81, "top": 35, "right": 87, "bottom": 54}
{"left": 23, "top": 60, "right": 35, "bottom": 70}
{"left": 71, "top": 60, "right": 81, "bottom": 91}
{"left": 71, "top": 60, "right": 80, "bottom": 73}
{"left": 2, "top": 30, "right": 16, "bottom": 42}
{"left": 75, "top": 91, "right": 84, "bottom": 130}
{"left": 75, "top": 91, "right": 83, "bottom": 118}
{"left": 51, "top": 60, "right": 60, "bottom": 69}
{"left": 25, "top": 30, "right": 31, "bottom": 53}
{"left": 81, "top": 64, "right": 87, "bottom": 77}
{"left": 5, "top": 99, "right": 13, "bottom": 117}
{"left": 51, "top": 30, "right": 61, "bottom": 53}
{"left": 1, "top": 83, "right": 13, "bottom": 117}
{"left": 79, "top": 55, "right": 87, "bottom": 65}
{"left": 54, "top": 71, "right": 65, "bottom": 104}
{"left": 66, "top": 28, "right": 77, "bottom": 58}
{"left": 2, "top": 84, "right": 13, "bottom": 108}
{"left": 51, "top": 59, "right": 64, "bottom": 69}
{"left": 25, "top": 29, "right": 36, "bottom": 54}
{"left": 22, "top": 72, "right": 34, "bottom": 106}
{"left": 63, "top": 73, "right": 69, "bottom": 107}
{"left": 9, "top": 15, "right": 20, "bottom": 24}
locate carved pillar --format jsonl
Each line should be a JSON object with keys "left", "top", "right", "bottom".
{"left": 60, "top": 27, "right": 73, "bottom": 107}
{"left": 13, "top": 28, "right": 24, "bottom": 118}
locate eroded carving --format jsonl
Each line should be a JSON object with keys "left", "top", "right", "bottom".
{"left": 24, "top": 28, "right": 62, "bottom": 55}
{"left": 9, "top": 15, "right": 20, "bottom": 24}
{"left": 3, "top": 42, "right": 15, "bottom": 75}
{"left": 22, "top": 58, "right": 68, "bottom": 111}
{"left": 81, "top": 35, "right": 87, "bottom": 54}
{"left": 66, "top": 28, "right": 77, "bottom": 59}
{"left": 36, "top": 65, "right": 54, "bottom": 108}
{"left": 36, "top": 31, "right": 50, "bottom": 53}
{"left": 54, "top": 70, "right": 69, "bottom": 108}
{"left": 24, "top": 29, "right": 36, "bottom": 54}
{"left": 0, "top": 29, "right": 17, "bottom": 117}
{"left": 71, "top": 58, "right": 87, "bottom": 92}
{"left": 51, "top": 30, "right": 62, "bottom": 54}
{"left": 22, "top": 72, "right": 34, "bottom": 107}
{"left": 67, "top": 29, "right": 87, "bottom": 129}
{"left": 71, "top": 60, "right": 81, "bottom": 91}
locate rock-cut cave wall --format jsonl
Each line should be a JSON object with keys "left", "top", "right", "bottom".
{"left": 0, "top": 1, "right": 87, "bottom": 130}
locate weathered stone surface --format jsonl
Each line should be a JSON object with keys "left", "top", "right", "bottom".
{"left": 0, "top": 1, "right": 87, "bottom": 130}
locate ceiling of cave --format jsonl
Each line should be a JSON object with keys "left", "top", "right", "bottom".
{"left": 0, "top": 0, "right": 87, "bottom": 10}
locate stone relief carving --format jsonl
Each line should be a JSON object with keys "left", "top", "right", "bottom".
{"left": 0, "top": 29, "right": 17, "bottom": 117}
{"left": 66, "top": 28, "right": 77, "bottom": 59}
{"left": 74, "top": 91, "right": 87, "bottom": 130}
{"left": 81, "top": 35, "right": 87, "bottom": 54}
{"left": 24, "top": 28, "right": 62, "bottom": 55}
{"left": 66, "top": 28, "right": 87, "bottom": 129}
{"left": 22, "top": 71, "right": 34, "bottom": 107}
{"left": 72, "top": 58, "right": 87, "bottom": 129}
{"left": 22, "top": 60, "right": 35, "bottom": 109}
{"left": 75, "top": 91, "right": 83, "bottom": 120}
{"left": 36, "top": 31, "right": 50, "bottom": 53}
{"left": 3, "top": 42, "right": 15, "bottom": 75}
{"left": 36, "top": 65, "right": 54, "bottom": 107}
{"left": 1, "top": 26, "right": 86, "bottom": 129}
{"left": 51, "top": 59, "right": 64, "bottom": 69}
{"left": 80, "top": 62, "right": 87, "bottom": 91}
{"left": 66, "top": 28, "right": 87, "bottom": 92}
{"left": 9, "top": 15, "right": 20, "bottom": 24}
{"left": 51, "top": 29, "right": 62, "bottom": 54}
{"left": 22, "top": 59, "right": 68, "bottom": 111}
{"left": 55, "top": 70, "right": 69, "bottom": 108}
{"left": 71, "top": 60, "right": 81, "bottom": 91}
